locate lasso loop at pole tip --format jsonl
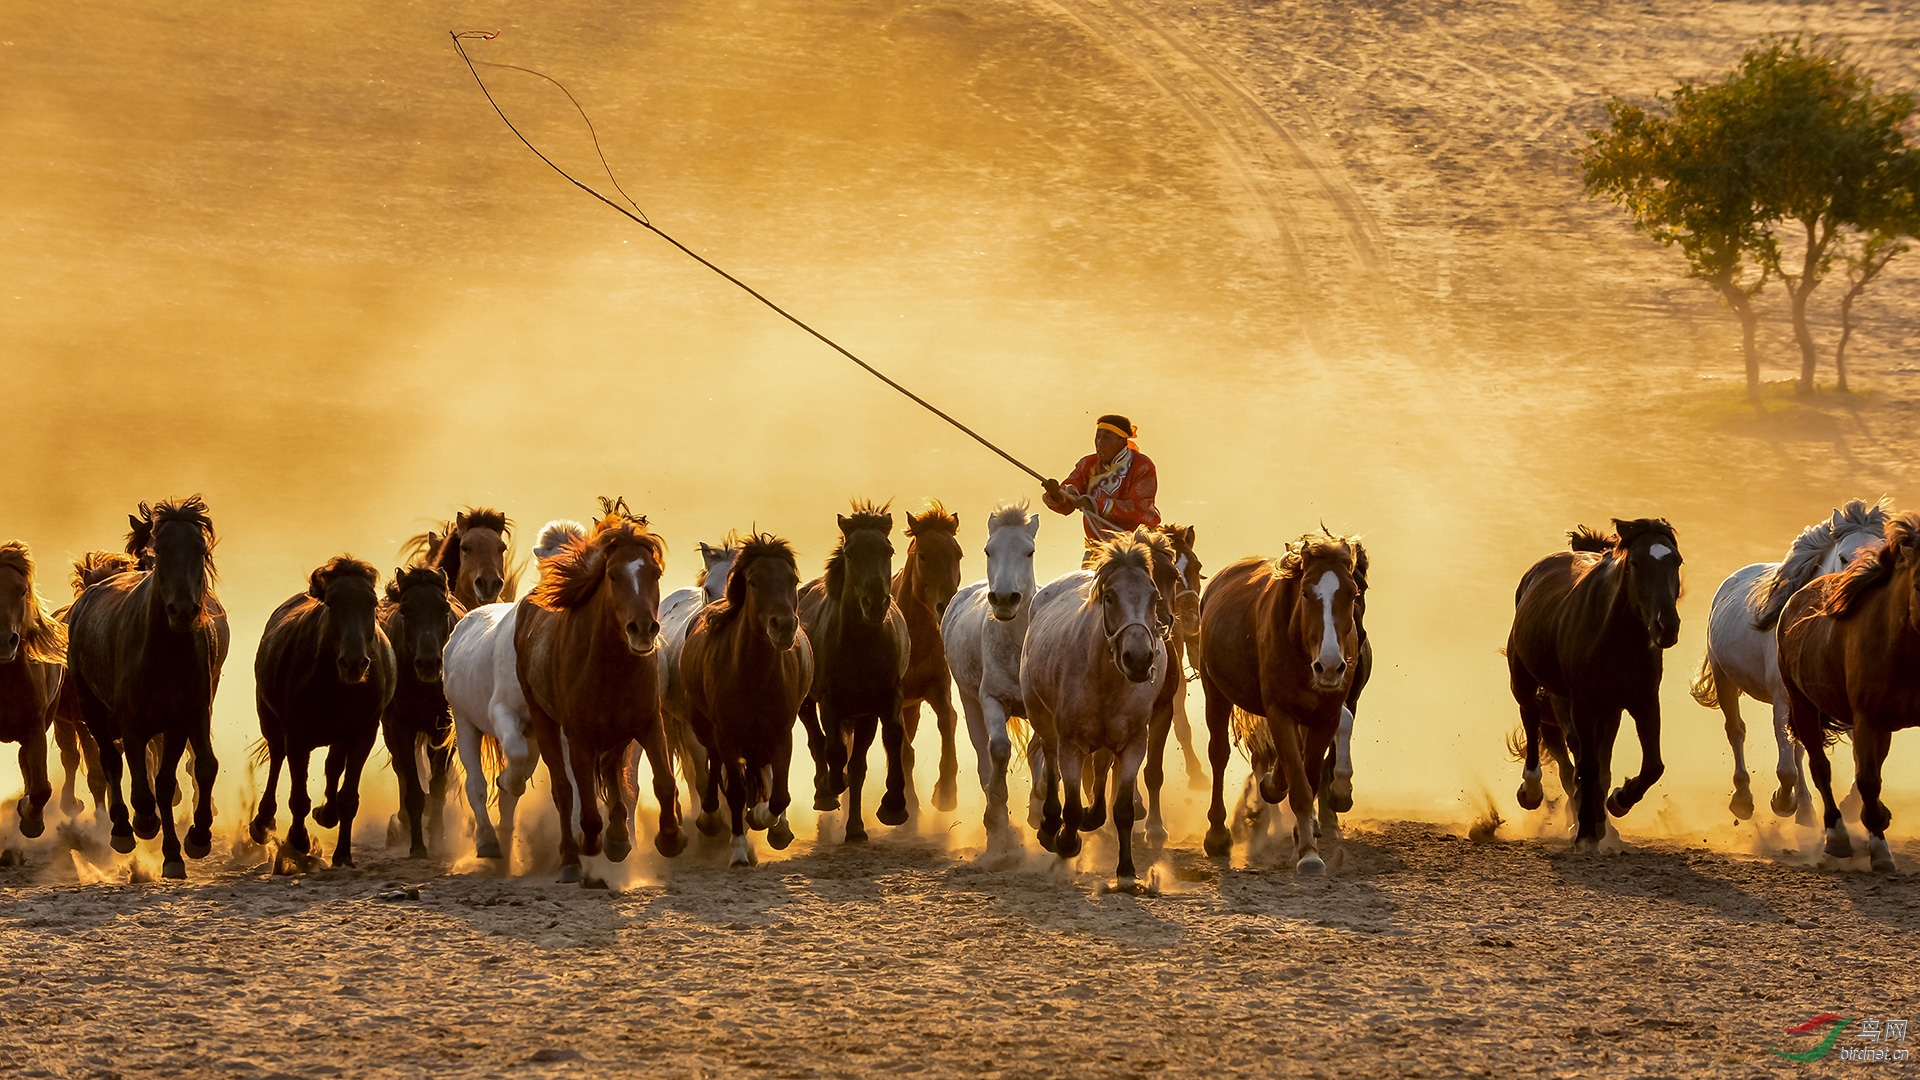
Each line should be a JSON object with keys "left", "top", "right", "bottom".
{"left": 446, "top": 30, "right": 1048, "bottom": 485}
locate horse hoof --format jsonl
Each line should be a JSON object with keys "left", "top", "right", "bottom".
{"left": 1080, "top": 808, "right": 1107, "bottom": 832}
{"left": 1330, "top": 791, "right": 1354, "bottom": 814}
{"left": 161, "top": 858, "right": 186, "bottom": 880}
{"left": 183, "top": 829, "right": 212, "bottom": 860}
{"left": 1185, "top": 767, "right": 1208, "bottom": 792}
{"left": 695, "top": 812, "right": 725, "bottom": 837}
{"left": 1297, "top": 854, "right": 1326, "bottom": 876}
{"left": 1605, "top": 789, "right": 1632, "bottom": 818}
{"left": 1036, "top": 828, "right": 1057, "bottom": 853}
{"left": 1203, "top": 825, "right": 1233, "bottom": 859}
{"left": 1055, "top": 832, "right": 1082, "bottom": 860}
{"left": 654, "top": 831, "right": 688, "bottom": 859}
{"left": 1769, "top": 787, "right": 1798, "bottom": 818}
{"left": 932, "top": 779, "right": 958, "bottom": 813}
{"left": 133, "top": 813, "right": 160, "bottom": 841}
{"left": 844, "top": 823, "right": 868, "bottom": 844}
{"left": 408, "top": 845, "right": 429, "bottom": 860}
{"left": 18, "top": 813, "right": 44, "bottom": 840}
{"left": 557, "top": 864, "right": 582, "bottom": 884}
{"left": 311, "top": 805, "right": 338, "bottom": 829}
{"left": 1826, "top": 828, "right": 1855, "bottom": 860}
{"left": 1572, "top": 836, "right": 1599, "bottom": 854}
{"left": 876, "top": 801, "right": 909, "bottom": 828}
{"left": 769, "top": 821, "right": 794, "bottom": 850}
{"left": 813, "top": 794, "right": 841, "bottom": 813}
{"left": 729, "top": 838, "right": 758, "bottom": 867}
{"left": 747, "top": 804, "right": 774, "bottom": 832}
{"left": 605, "top": 834, "right": 632, "bottom": 863}
{"left": 1145, "top": 827, "right": 1168, "bottom": 850}
{"left": 385, "top": 816, "right": 404, "bottom": 848}
{"left": 248, "top": 819, "right": 271, "bottom": 846}
{"left": 110, "top": 829, "right": 136, "bottom": 855}
{"left": 1870, "top": 837, "right": 1896, "bottom": 874}
{"left": 1258, "top": 773, "right": 1285, "bottom": 805}
{"left": 1730, "top": 788, "right": 1755, "bottom": 821}
{"left": 330, "top": 854, "right": 355, "bottom": 869}
{"left": 1516, "top": 782, "right": 1543, "bottom": 812}
{"left": 475, "top": 838, "right": 504, "bottom": 861}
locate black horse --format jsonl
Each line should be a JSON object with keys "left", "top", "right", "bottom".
{"left": 1508, "top": 518, "right": 1683, "bottom": 848}
{"left": 251, "top": 557, "right": 395, "bottom": 869}
{"left": 379, "top": 565, "right": 458, "bottom": 859}
{"left": 798, "top": 502, "right": 910, "bottom": 841}
{"left": 66, "top": 498, "right": 229, "bottom": 878}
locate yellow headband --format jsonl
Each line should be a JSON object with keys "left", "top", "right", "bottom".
{"left": 1096, "top": 421, "right": 1136, "bottom": 440}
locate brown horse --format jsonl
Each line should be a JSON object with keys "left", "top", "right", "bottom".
{"left": 66, "top": 497, "right": 230, "bottom": 877}
{"left": 46, "top": 552, "right": 140, "bottom": 816}
{"left": 517, "top": 504, "right": 686, "bottom": 883}
{"left": 378, "top": 564, "right": 459, "bottom": 859}
{"left": 681, "top": 534, "right": 813, "bottom": 866}
{"left": 1196, "top": 530, "right": 1363, "bottom": 872}
{"left": 1158, "top": 524, "right": 1208, "bottom": 788}
{"left": 1509, "top": 519, "right": 1682, "bottom": 850}
{"left": 405, "top": 507, "right": 514, "bottom": 609}
{"left": 1779, "top": 509, "right": 1920, "bottom": 873}
{"left": 0, "top": 542, "right": 64, "bottom": 839}
{"left": 891, "top": 502, "right": 964, "bottom": 813}
{"left": 251, "top": 557, "right": 396, "bottom": 869}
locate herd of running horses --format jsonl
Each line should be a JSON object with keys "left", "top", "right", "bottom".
{"left": 0, "top": 492, "right": 1915, "bottom": 887}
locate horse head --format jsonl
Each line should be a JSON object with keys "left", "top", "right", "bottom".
{"left": 308, "top": 557, "right": 380, "bottom": 684}
{"left": 387, "top": 565, "right": 455, "bottom": 683}
{"left": 697, "top": 541, "right": 739, "bottom": 606}
{"left": 831, "top": 502, "right": 895, "bottom": 625}
{"left": 0, "top": 543, "right": 35, "bottom": 664}
{"left": 604, "top": 527, "right": 665, "bottom": 657}
{"left": 1825, "top": 498, "right": 1893, "bottom": 575}
{"left": 453, "top": 508, "right": 511, "bottom": 605}
{"left": 984, "top": 501, "right": 1039, "bottom": 623}
{"left": 730, "top": 534, "right": 802, "bottom": 651}
{"left": 1283, "top": 530, "right": 1361, "bottom": 693}
{"left": 905, "top": 502, "right": 963, "bottom": 619}
{"left": 1091, "top": 530, "right": 1163, "bottom": 684}
{"left": 143, "top": 497, "right": 217, "bottom": 634}
{"left": 1161, "top": 524, "right": 1204, "bottom": 639}
{"left": 1614, "top": 517, "right": 1682, "bottom": 650}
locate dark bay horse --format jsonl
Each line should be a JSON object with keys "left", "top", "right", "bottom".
{"left": 1779, "top": 510, "right": 1920, "bottom": 873}
{"left": 1159, "top": 524, "right": 1208, "bottom": 788}
{"left": 405, "top": 507, "right": 513, "bottom": 609}
{"left": 0, "top": 542, "right": 63, "bottom": 839}
{"left": 891, "top": 502, "right": 963, "bottom": 813}
{"left": 66, "top": 497, "right": 229, "bottom": 877}
{"left": 1509, "top": 519, "right": 1682, "bottom": 850}
{"left": 799, "top": 502, "right": 910, "bottom": 840}
{"left": 1197, "top": 530, "right": 1363, "bottom": 872}
{"left": 48, "top": 552, "right": 140, "bottom": 816}
{"left": 681, "top": 534, "right": 812, "bottom": 866}
{"left": 517, "top": 506, "right": 686, "bottom": 882}
{"left": 251, "top": 557, "right": 395, "bottom": 869}
{"left": 378, "top": 565, "right": 459, "bottom": 859}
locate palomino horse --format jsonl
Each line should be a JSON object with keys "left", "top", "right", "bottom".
{"left": 251, "top": 557, "right": 395, "bottom": 869}
{"left": 942, "top": 501, "right": 1041, "bottom": 843}
{"left": 517, "top": 506, "right": 686, "bottom": 882}
{"left": 892, "top": 502, "right": 964, "bottom": 813}
{"left": 1022, "top": 529, "right": 1167, "bottom": 889}
{"left": 681, "top": 534, "right": 812, "bottom": 866}
{"left": 47, "top": 552, "right": 140, "bottom": 817}
{"left": 66, "top": 497, "right": 229, "bottom": 878}
{"left": 1510, "top": 520, "right": 1683, "bottom": 850}
{"left": 1779, "top": 509, "right": 1920, "bottom": 874}
{"left": 798, "top": 502, "right": 910, "bottom": 840}
{"left": 661, "top": 538, "right": 740, "bottom": 834}
{"left": 405, "top": 507, "right": 514, "bottom": 609}
{"left": 0, "top": 542, "right": 63, "bottom": 839}
{"left": 444, "top": 519, "right": 583, "bottom": 865}
{"left": 378, "top": 564, "right": 458, "bottom": 858}
{"left": 1692, "top": 498, "right": 1886, "bottom": 823}
{"left": 1197, "top": 530, "right": 1363, "bottom": 872}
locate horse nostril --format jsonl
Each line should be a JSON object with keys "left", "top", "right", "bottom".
{"left": 625, "top": 620, "right": 640, "bottom": 636}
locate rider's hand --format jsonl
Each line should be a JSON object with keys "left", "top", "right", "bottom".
{"left": 1042, "top": 478, "right": 1063, "bottom": 498}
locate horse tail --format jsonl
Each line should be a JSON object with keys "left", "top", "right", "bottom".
{"left": 413, "top": 732, "right": 433, "bottom": 796}
{"left": 248, "top": 737, "right": 272, "bottom": 771}
{"left": 480, "top": 733, "right": 506, "bottom": 779}
{"left": 1503, "top": 725, "right": 1528, "bottom": 763}
{"left": 1688, "top": 654, "right": 1720, "bottom": 710}
{"left": 621, "top": 741, "right": 641, "bottom": 809}
{"left": 1006, "top": 715, "right": 1032, "bottom": 764}
{"left": 1229, "top": 708, "right": 1272, "bottom": 764}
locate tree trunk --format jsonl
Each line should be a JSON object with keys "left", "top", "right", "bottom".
{"left": 1716, "top": 280, "right": 1762, "bottom": 406}
{"left": 1835, "top": 283, "right": 1858, "bottom": 395}
{"left": 1790, "top": 217, "right": 1832, "bottom": 398}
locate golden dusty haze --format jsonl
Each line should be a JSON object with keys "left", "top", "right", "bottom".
{"left": 3, "top": 0, "right": 1917, "bottom": 843}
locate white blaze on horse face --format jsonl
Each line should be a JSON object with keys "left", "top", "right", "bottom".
{"left": 1649, "top": 544, "right": 1673, "bottom": 561}
{"left": 1313, "top": 571, "right": 1343, "bottom": 674}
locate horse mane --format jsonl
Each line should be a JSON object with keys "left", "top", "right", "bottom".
{"left": 1612, "top": 517, "right": 1677, "bottom": 553}
{"left": 1566, "top": 525, "right": 1615, "bottom": 553}
{"left": 534, "top": 520, "right": 587, "bottom": 560}
{"left": 825, "top": 500, "right": 893, "bottom": 596}
{"left": 70, "top": 551, "right": 139, "bottom": 595}
{"left": 138, "top": 496, "right": 218, "bottom": 582}
{"left": 383, "top": 563, "right": 448, "bottom": 603}
{"left": 1274, "top": 529, "right": 1361, "bottom": 580}
{"left": 0, "top": 542, "right": 66, "bottom": 664}
{"left": 528, "top": 509, "right": 666, "bottom": 611}
{"left": 1750, "top": 498, "right": 1891, "bottom": 630}
{"left": 1820, "top": 510, "right": 1920, "bottom": 619}
{"left": 1088, "top": 528, "right": 1157, "bottom": 597}
{"left": 694, "top": 536, "right": 742, "bottom": 589}
{"left": 307, "top": 556, "right": 378, "bottom": 599}
{"left": 705, "top": 532, "right": 798, "bottom": 633}
{"left": 988, "top": 500, "right": 1031, "bottom": 529}
{"left": 905, "top": 499, "right": 959, "bottom": 538}
{"left": 1352, "top": 540, "right": 1370, "bottom": 592}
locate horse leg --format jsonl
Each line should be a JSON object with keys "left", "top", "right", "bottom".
{"left": 387, "top": 725, "right": 428, "bottom": 859}
{"left": 1054, "top": 739, "right": 1085, "bottom": 861}
{"left": 1789, "top": 683, "right": 1850, "bottom": 859}
{"left": 768, "top": 726, "right": 796, "bottom": 851}
{"left": 568, "top": 734, "right": 604, "bottom": 860}
{"left": 597, "top": 747, "right": 631, "bottom": 864}
{"left": 1200, "top": 672, "right": 1234, "bottom": 858}
{"left": 1113, "top": 739, "right": 1147, "bottom": 889}
{"left": 724, "top": 754, "right": 754, "bottom": 867}
{"left": 930, "top": 675, "right": 959, "bottom": 813}
{"left": 95, "top": 727, "right": 135, "bottom": 854}
{"left": 325, "top": 731, "right": 374, "bottom": 868}
{"left": 453, "top": 718, "right": 503, "bottom": 860}
{"left": 877, "top": 701, "right": 911, "bottom": 828}
{"left": 184, "top": 723, "right": 216, "bottom": 860}
{"left": 1569, "top": 702, "right": 1618, "bottom": 851}
{"left": 1144, "top": 693, "right": 1173, "bottom": 848}
{"left": 79, "top": 724, "right": 106, "bottom": 816}
{"left": 285, "top": 745, "right": 315, "bottom": 859}
{"left": 1511, "top": 659, "right": 1547, "bottom": 811}
{"left": 312, "top": 742, "right": 345, "bottom": 831}
{"left": 496, "top": 717, "right": 539, "bottom": 864}
{"left": 1080, "top": 751, "right": 1109, "bottom": 833}
{"left": 426, "top": 735, "right": 453, "bottom": 855}
{"left": 1704, "top": 663, "right": 1752, "bottom": 820}
{"left": 843, "top": 712, "right": 876, "bottom": 842}
{"left": 799, "top": 699, "right": 836, "bottom": 812}
{"left": 250, "top": 731, "right": 285, "bottom": 846}
{"left": 1852, "top": 724, "right": 1896, "bottom": 873}
{"left": 959, "top": 684, "right": 1005, "bottom": 839}
{"left": 1762, "top": 691, "right": 1800, "bottom": 820}
{"left": 1170, "top": 660, "right": 1207, "bottom": 791}
{"left": 698, "top": 713, "right": 726, "bottom": 837}
{"left": 898, "top": 699, "right": 922, "bottom": 814}
{"left": 16, "top": 722, "right": 52, "bottom": 839}
{"left": 126, "top": 733, "right": 161, "bottom": 841}
{"left": 1265, "top": 711, "right": 1322, "bottom": 874}
{"left": 645, "top": 712, "right": 686, "bottom": 857}
{"left": 532, "top": 711, "right": 580, "bottom": 883}
{"left": 1607, "top": 696, "right": 1665, "bottom": 817}
{"left": 1033, "top": 739, "right": 1062, "bottom": 853}
{"left": 1027, "top": 729, "right": 1049, "bottom": 833}
{"left": 149, "top": 730, "right": 187, "bottom": 878}
{"left": 52, "top": 715, "right": 82, "bottom": 818}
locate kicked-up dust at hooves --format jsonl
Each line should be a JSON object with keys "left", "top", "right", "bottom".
{"left": 4, "top": 0, "right": 1920, "bottom": 1076}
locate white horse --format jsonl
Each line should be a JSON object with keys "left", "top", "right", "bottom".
{"left": 940, "top": 502, "right": 1040, "bottom": 843}
{"left": 660, "top": 540, "right": 740, "bottom": 834}
{"left": 443, "top": 519, "right": 583, "bottom": 864}
{"left": 1692, "top": 499, "right": 1886, "bottom": 822}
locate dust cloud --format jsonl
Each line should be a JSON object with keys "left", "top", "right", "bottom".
{"left": 2, "top": 0, "right": 1917, "bottom": 866}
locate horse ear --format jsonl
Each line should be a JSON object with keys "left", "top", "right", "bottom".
{"left": 1831, "top": 508, "right": 1847, "bottom": 528}
{"left": 128, "top": 514, "right": 143, "bottom": 535}
{"left": 1180, "top": 526, "right": 1195, "bottom": 546}
{"left": 307, "top": 567, "right": 328, "bottom": 600}
{"left": 1026, "top": 515, "right": 1041, "bottom": 538}
{"left": 699, "top": 542, "right": 714, "bottom": 560}
{"left": 837, "top": 514, "right": 852, "bottom": 534}
{"left": 393, "top": 567, "right": 405, "bottom": 587}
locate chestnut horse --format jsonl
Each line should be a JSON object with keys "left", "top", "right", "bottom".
{"left": 681, "top": 533, "right": 812, "bottom": 866}
{"left": 66, "top": 497, "right": 229, "bottom": 877}
{"left": 891, "top": 502, "right": 964, "bottom": 813}
{"left": 47, "top": 552, "right": 140, "bottom": 817}
{"left": 1022, "top": 529, "right": 1167, "bottom": 889}
{"left": 1197, "top": 530, "right": 1363, "bottom": 873}
{"left": 798, "top": 502, "right": 910, "bottom": 840}
{"left": 251, "top": 557, "right": 395, "bottom": 869}
{"left": 1509, "top": 519, "right": 1682, "bottom": 850}
{"left": 517, "top": 506, "right": 686, "bottom": 882}
{"left": 404, "top": 507, "right": 514, "bottom": 609}
{"left": 1779, "top": 510, "right": 1920, "bottom": 873}
{"left": 0, "top": 542, "right": 63, "bottom": 839}
{"left": 662, "top": 538, "right": 741, "bottom": 834}
{"left": 378, "top": 564, "right": 458, "bottom": 859}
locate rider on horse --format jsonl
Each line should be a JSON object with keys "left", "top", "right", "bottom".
{"left": 1042, "top": 414, "right": 1161, "bottom": 556}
